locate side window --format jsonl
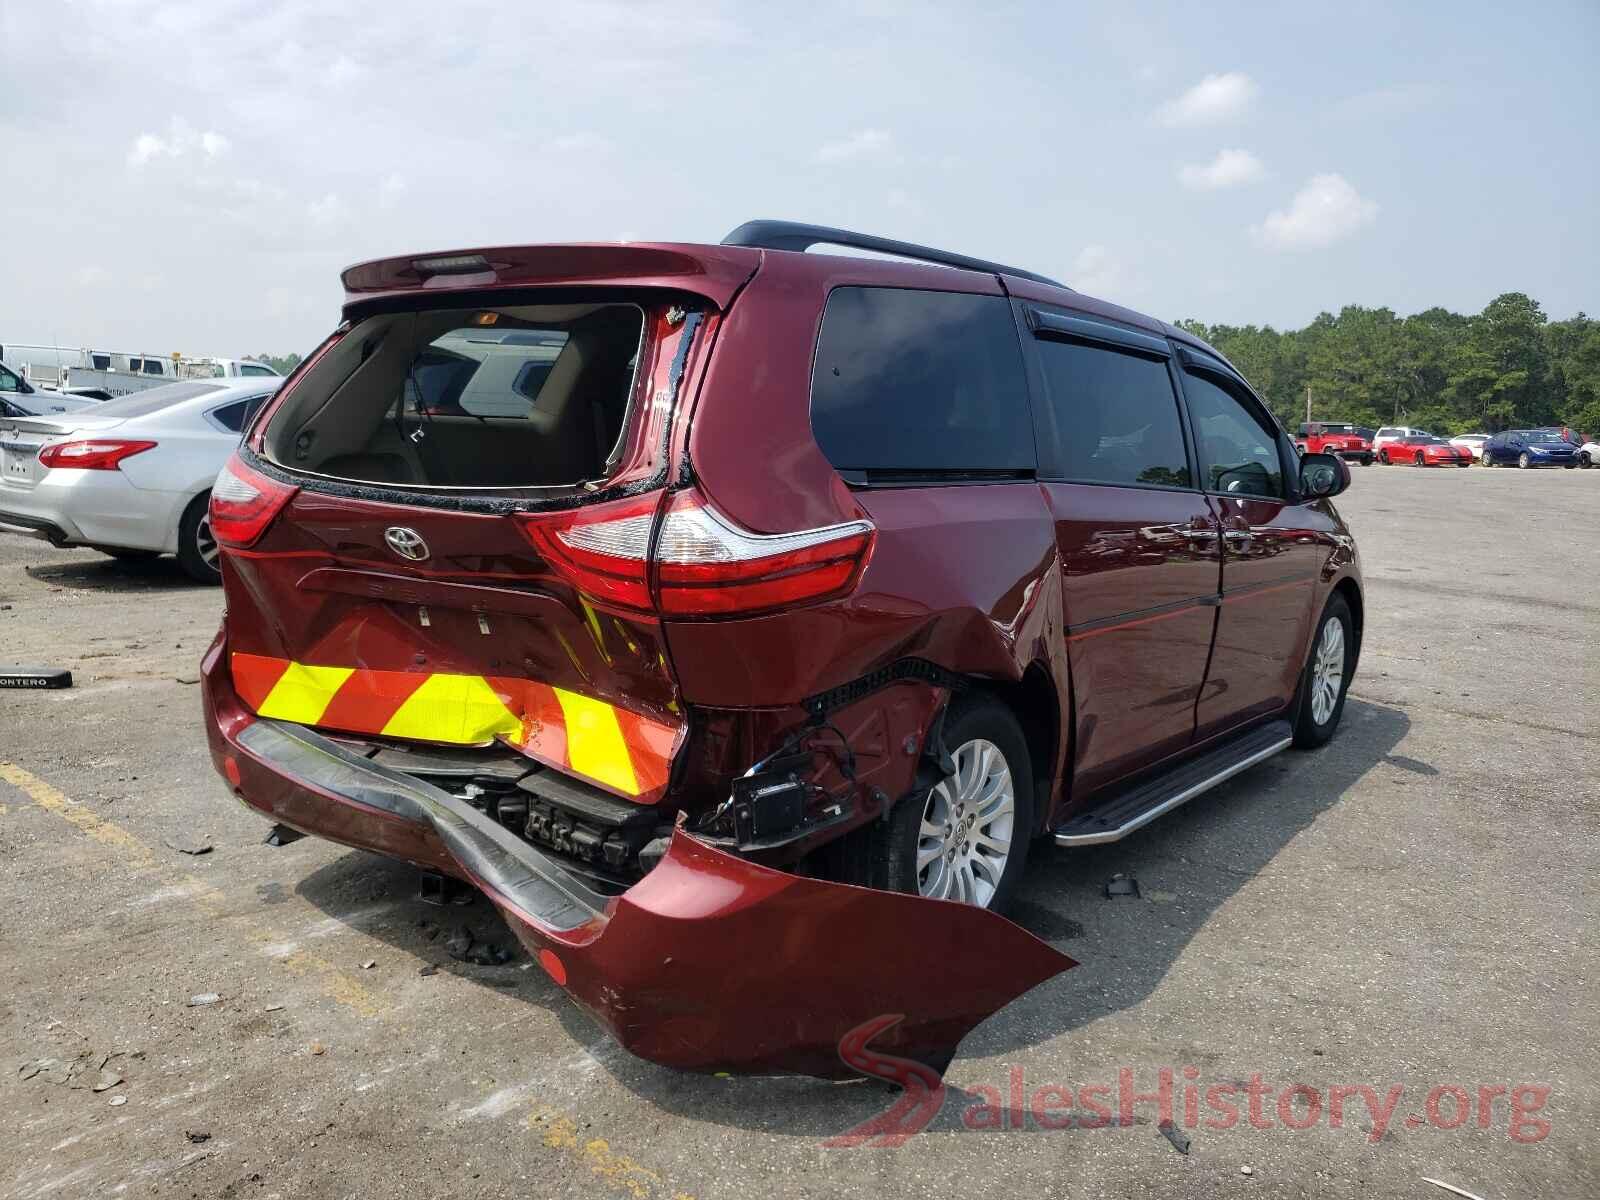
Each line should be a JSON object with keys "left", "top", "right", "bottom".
{"left": 92, "top": 353, "right": 111, "bottom": 370}
{"left": 142, "top": 359, "right": 165, "bottom": 376}
{"left": 1180, "top": 369, "right": 1286, "bottom": 498}
{"left": 1033, "top": 338, "right": 1190, "bottom": 488}
{"left": 0, "top": 364, "right": 21, "bottom": 392}
{"left": 240, "top": 364, "right": 274, "bottom": 377}
{"left": 211, "top": 401, "right": 249, "bottom": 432}
{"left": 810, "top": 287, "right": 1033, "bottom": 474}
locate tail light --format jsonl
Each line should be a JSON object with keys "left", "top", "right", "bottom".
{"left": 518, "top": 488, "right": 874, "bottom": 618}
{"left": 210, "top": 454, "right": 298, "bottom": 549}
{"left": 37, "top": 439, "right": 157, "bottom": 470}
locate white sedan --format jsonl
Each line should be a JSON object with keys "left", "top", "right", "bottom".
{"left": 1579, "top": 440, "right": 1600, "bottom": 468}
{"left": 0, "top": 378, "right": 280, "bottom": 582}
{"left": 1449, "top": 432, "right": 1490, "bottom": 461}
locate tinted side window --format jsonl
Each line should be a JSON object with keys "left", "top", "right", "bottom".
{"left": 142, "top": 359, "right": 165, "bottom": 375}
{"left": 211, "top": 401, "right": 249, "bottom": 432}
{"left": 0, "top": 364, "right": 21, "bottom": 392}
{"left": 1181, "top": 370, "right": 1286, "bottom": 498}
{"left": 810, "top": 287, "right": 1033, "bottom": 473}
{"left": 1034, "top": 339, "right": 1190, "bottom": 488}
{"left": 240, "top": 364, "right": 275, "bottom": 377}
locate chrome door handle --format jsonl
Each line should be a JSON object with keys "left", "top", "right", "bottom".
{"left": 1222, "top": 530, "right": 1253, "bottom": 547}
{"left": 1184, "top": 528, "right": 1219, "bottom": 541}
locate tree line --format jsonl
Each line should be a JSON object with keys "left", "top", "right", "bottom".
{"left": 1176, "top": 293, "right": 1600, "bottom": 438}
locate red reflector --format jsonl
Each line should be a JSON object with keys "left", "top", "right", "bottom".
{"left": 537, "top": 948, "right": 568, "bottom": 986}
{"left": 37, "top": 439, "right": 157, "bottom": 470}
{"left": 223, "top": 756, "right": 242, "bottom": 788}
{"left": 210, "top": 453, "right": 298, "bottom": 549}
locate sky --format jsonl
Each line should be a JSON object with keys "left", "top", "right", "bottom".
{"left": 1, "top": 0, "right": 1596, "bottom": 358}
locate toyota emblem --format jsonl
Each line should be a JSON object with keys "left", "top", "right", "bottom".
{"left": 384, "top": 526, "right": 430, "bottom": 561}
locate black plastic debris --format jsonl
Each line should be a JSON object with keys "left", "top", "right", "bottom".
{"left": 263, "top": 824, "right": 305, "bottom": 847}
{"left": 1159, "top": 1120, "right": 1191, "bottom": 1154}
{"left": 419, "top": 964, "right": 438, "bottom": 977}
{"left": 163, "top": 835, "right": 213, "bottom": 856}
{"left": 0, "top": 666, "right": 72, "bottom": 690}
{"left": 185, "top": 1131, "right": 211, "bottom": 1144}
{"left": 445, "top": 925, "right": 515, "bottom": 966}
{"left": 1104, "top": 873, "right": 1141, "bottom": 899}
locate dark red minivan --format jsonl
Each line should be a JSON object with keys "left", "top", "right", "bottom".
{"left": 201, "top": 221, "right": 1362, "bottom": 1078}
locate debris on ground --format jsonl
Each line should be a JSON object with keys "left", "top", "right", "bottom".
{"left": 443, "top": 925, "right": 516, "bottom": 966}
{"left": 419, "top": 965, "right": 438, "bottom": 977}
{"left": 1240, "top": 1165, "right": 1254, "bottom": 1176}
{"left": 1158, "top": 1120, "right": 1191, "bottom": 1154}
{"left": 173, "top": 675, "right": 201, "bottom": 685}
{"left": 109, "top": 1095, "right": 127, "bottom": 1106}
{"left": 185, "top": 1131, "right": 211, "bottom": 1144}
{"left": 361, "top": 960, "right": 376, "bottom": 970}
{"left": 163, "top": 834, "right": 213, "bottom": 856}
{"left": 309, "top": 1042, "right": 327, "bottom": 1056}
{"left": 187, "top": 993, "right": 222, "bottom": 1007}
{"left": 19, "top": 1050, "right": 129, "bottom": 1092}
{"left": 264, "top": 1004, "right": 285, "bottom": 1013}
{"left": 1104, "top": 873, "right": 1141, "bottom": 899}
{"left": 1421, "top": 1179, "right": 1486, "bottom": 1200}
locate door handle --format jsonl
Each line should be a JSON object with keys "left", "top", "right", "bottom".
{"left": 1183, "top": 528, "right": 1218, "bottom": 542}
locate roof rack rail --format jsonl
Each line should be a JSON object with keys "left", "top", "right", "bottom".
{"left": 721, "top": 220, "right": 1067, "bottom": 289}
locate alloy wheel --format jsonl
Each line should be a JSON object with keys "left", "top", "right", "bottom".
{"left": 1310, "top": 617, "right": 1346, "bottom": 726}
{"left": 196, "top": 512, "right": 220, "bottom": 571}
{"left": 1519, "top": 453, "right": 1530, "bottom": 469}
{"left": 916, "top": 738, "right": 1015, "bottom": 908}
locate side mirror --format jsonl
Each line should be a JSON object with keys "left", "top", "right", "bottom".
{"left": 1298, "top": 451, "right": 1349, "bottom": 499}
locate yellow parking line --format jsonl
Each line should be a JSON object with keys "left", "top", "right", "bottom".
{"left": 0, "top": 761, "right": 391, "bottom": 1020}
{"left": 527, "top": 1107, "right": 695, "bottom": 1200}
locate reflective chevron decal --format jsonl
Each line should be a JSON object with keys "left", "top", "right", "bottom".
{"left": 229, "top": 652, "right": 679, "bottom": 801}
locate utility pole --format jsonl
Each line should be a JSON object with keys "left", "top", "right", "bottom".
{"left": 1305, "top": 384, "right": 1312, "bottom": 425}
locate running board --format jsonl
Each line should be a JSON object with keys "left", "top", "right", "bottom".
{"left": 1053, "top": 721, "right": 1293, "bottom": 846}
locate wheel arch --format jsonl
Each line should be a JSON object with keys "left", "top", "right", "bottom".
{"left": 963, "top": 659, "right": 1066, "bottom": 835}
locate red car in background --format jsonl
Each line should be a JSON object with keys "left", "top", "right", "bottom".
{"left": 1296, "top": 422, "right": 1373, "bottom": 465}
{"left": 1379, "top": 433, "right": 1473, "bottom": 466}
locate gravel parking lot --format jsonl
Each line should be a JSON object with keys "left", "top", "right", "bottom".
{"left": 2, "top": 465, "right": 1596, "bottom": 1200}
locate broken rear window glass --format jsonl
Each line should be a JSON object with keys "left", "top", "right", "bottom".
{"left": 262, "top": 303, "right": 644, "bottom": 490}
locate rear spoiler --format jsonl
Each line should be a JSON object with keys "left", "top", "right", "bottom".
{"left": 339, "top": 242, "right": 762, "bottom": 310}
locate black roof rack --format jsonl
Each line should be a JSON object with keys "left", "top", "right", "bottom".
{"left": 721, "top": 220, "right": 1067, "bottom": 289}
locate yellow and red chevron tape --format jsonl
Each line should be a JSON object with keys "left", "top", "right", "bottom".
{"left": 230, "top": 652, "right": 679, "bottom": 801}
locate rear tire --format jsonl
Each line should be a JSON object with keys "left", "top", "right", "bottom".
{"left": 1581, "top": 451, "right": 1593, "bottom": 468}
{"left": 1518, "top": 452, "right": 1530, "bottom": 469}
{"left": 1293, "top": 595, "right": 1354, "bottom": 749}
{"left": 1378, "top": 450, "right": 1390, "bottom": 465}
{"left": 1413, "top": 452, "right": 1425, "bottom": 467}
{"left": 176, "top": 492, "right": 221, "bottom": 584}
{"left": 870, "top": 695, "right": 1034, "bottom": 913}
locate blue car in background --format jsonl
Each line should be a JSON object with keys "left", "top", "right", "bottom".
{"left": 1481, "top": 429, "right": 1579, "bottom": 468}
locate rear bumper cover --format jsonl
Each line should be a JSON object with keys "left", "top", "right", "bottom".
{"left": 201, "top": 631, "right": 1074, "bottom": 1079}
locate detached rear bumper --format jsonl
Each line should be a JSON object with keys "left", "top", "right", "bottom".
{"left": 200, "top": 631, "right": 1074, "bottom": 1079}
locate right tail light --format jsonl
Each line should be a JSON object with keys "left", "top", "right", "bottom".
{"left": 210, "top": 454, "right": 298, "bottom": 549}
{"left": 518, "top": 488, "right": 874, "bottom": 619}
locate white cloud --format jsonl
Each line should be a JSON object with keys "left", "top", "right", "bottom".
{"left": 378, "top": 172, "right": 407, "bottom": 210}
{"left": 1178, "top": 148, "right": 1266, "bottom": 190}
{"left": 1157, "top": 72, "right": 1257, "bottom": 127}
{"left": 813, "top": 129, "right": 894, "bottom": 165}
{"left": 1072, "top": 245, "right": 1127, "bottom": 296}
{"left": 307, "top": 193, "right": 345, "bottom": 229}
{"left": 126, "top": 118, "right": 231, "bottom": 167}
{"left": 1252, "top": 174, "right": 1378, "bottom": 250}
{"left": 549, "top": 132, "right": 614, "bottom": 154}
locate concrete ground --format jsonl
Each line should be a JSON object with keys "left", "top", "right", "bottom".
{"left": 2, "top": 464, "right": 1596, "bottom": 1200}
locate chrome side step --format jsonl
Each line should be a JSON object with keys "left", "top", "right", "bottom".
{"left": 1053, "top": 720, "right": 1294, "bottom": 847}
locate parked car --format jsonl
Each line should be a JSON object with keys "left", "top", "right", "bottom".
{"left": 1296, "top": 421, "right": 1373, "bottom": 465}
{"left": 1379, "top": 433, "right": 1473, "bottom": 467}
{"left": 1372, "top": 425, "right": 1434, "bottom": 460}
{"left": 0, "top": 378, "right": 279, "bottom": 581}
{"left": 199, "top": 221, "right": 1363, "bottom": 1078}
{"left": 1, "top": 360, "right": 100, "bottom": 416}
{"left": 1449, "top": 432, "right": 1490, "bottom": 461}
{"left": 1481, "top": 429, "right": 1580, "bottom": 468}
{"left": 1577, "top": 439, "right": 1600, "bottom": 468}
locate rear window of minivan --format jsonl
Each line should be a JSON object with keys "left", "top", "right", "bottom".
{"left": 261, "top": 303, "right": 643, "bottom": 490}
{"left": 809, "top": 287, "right": 1033, "bottom": 476}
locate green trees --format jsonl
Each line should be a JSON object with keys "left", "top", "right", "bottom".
{"left": 1178, "top": 295, "right": 1597, "bottom": 437}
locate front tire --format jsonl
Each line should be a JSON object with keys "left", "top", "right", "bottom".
{"left": 1293, "top": 595, "right": 1354, "bottom": 748}
{"left": 176, "top": 492, "right": 221, "bottom": 584}
{"left": 1414, "top": 452, "right": 1426, "bottom": 467}
{"left": 872, "top": 695, "right": 1033, "bottom": 912}
{"left": 1581, "top": 451, "right": 1593, "bottom": 468}
{"left": 1378, "top": 450, "right": 1390, "bottom": 465}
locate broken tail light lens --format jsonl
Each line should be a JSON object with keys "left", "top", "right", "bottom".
{"left": 517, "top": 489, "right": 874, "bottom": 618}
{"left": 37, "top": 439, "right": 157, "bottom": 470}
{"left": 210, "top": 454, "right": 298, "bottom": 549}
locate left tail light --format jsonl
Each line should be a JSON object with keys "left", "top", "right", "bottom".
{"left": 37, "top": 439, "right": 157, "bottom": 470}
{"left": 210, "top": 454, "right": 298, "bottom": 549}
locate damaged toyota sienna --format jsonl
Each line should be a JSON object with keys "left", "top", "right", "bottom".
{"left": 200, "top": 221, "right": 1363, "bottom": 1079}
